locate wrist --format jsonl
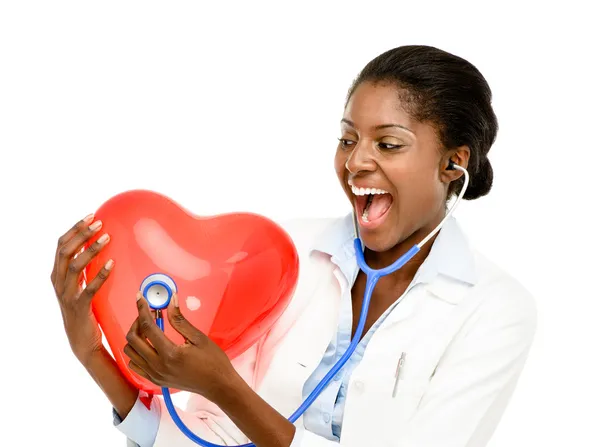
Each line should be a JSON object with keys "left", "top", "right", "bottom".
{"left": 82, "top": 346, "right": 139, "bottom": 420}
{"left": 210, "top": 367, "right": 247, "bottom": 409}
{"left": 211, "top": 368, "right": 296, "bottom": 447}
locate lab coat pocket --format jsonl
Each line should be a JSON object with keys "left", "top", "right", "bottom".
{"left": 341, "top": 373, "right": 430, "bottom": 445}
{"left": 364, "top": 366, "right": 430, "bottom": 425}
{"left": 385, "top": 376, "right": 429, "bottom": 423}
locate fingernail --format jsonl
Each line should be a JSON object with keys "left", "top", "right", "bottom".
{"left": 97, "top": 233, "right": 110, "bottom": 244}
{"left": 83, "top": 213, "right": 95, "bottom": 223}
{"left": 173, "top": 293, "right": 179, "bottom": 308}
{"left": 136, "top": 291, "right": 143, "bottom": 301}
{"left": 89, "top": 220, "right": 102, "bottom": 231}
{"left": 105, "top": 259, "right": 114, "bottom": 270}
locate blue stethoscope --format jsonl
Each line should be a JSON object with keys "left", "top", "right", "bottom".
{"left": 140, "top": 161, "right": 469, "bottom": 446}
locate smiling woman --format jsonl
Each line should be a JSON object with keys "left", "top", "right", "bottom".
{"left": 335, "top": 47, "right": 496, "bottom": 256}
{"left": 51, "top": 45, "right": 536, "bottom": 447}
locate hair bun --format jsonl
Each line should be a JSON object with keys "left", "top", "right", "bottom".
{"left": 464, "top": 157, "right": 493, "bottom": 200}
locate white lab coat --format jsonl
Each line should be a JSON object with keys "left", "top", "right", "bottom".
{"left": 125, "top": 216, "right": 537, "bottom": 447}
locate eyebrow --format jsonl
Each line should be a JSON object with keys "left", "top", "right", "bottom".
{"left": 341, "top": 118, "right": 415, "bottom": 135}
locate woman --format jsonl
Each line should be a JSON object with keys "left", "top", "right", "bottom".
{"left": 51, "top": 45, "right": 537, "bottom": 447}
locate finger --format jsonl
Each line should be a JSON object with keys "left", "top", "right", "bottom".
{"left": 128, "top": 360, "right": 152, "bottom": 382}
{"left": 124, "top": 341, "right": 151, "bottom": 371}
{"left": 167, "top": 294, "right": 206, "bottom": 345}
{"left": 63, "top": 233, "right": 111, "bottom": 299}
{"left": 125, "top": 317, "right": 159, "bottom": 364}
{"left": 77, "top": 258, "right": 114, "bottom": 304}
{"left": 52, "top": 214, "right": 94, "bottom": 286}
{"left": 135, "top": 294, "right": 176, "bottom": 355}
{"left": 55, "top": 218, "right": 104, "bottom": 296}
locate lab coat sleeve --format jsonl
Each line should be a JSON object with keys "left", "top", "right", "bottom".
{"left": 113, "top": 391, "right": 160, "bottom": 447}
{"left": 397, "top": 279, "right": 538, "bottom": 447}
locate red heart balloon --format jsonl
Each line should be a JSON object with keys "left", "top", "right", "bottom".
{"left": 84, "top": 190, "right": 299, "bottom": 394}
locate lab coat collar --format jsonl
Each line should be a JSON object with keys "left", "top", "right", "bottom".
{"left": 309, "top": 212, "right": 478, "bottom": 304}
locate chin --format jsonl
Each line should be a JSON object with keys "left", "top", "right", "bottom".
{"left": 357, "top": 209, "right": 416, "bottom": 252}
{"left": 357, "top": 221, "right": 401, "bottom": 252}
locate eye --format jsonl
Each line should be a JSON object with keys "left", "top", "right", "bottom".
{"left": 378, "top": 142, "right": 404, "bottom": 151}
{"left": 338, "top": 138, "right": 356, "bottom": 149}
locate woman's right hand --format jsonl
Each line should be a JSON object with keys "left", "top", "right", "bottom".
{"left": 51, "top": 214, "right": 114, "bottom": 367}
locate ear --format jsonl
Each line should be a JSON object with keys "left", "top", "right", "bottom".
{"left": 440, "top": 146, "right": 470, "bottom": 183}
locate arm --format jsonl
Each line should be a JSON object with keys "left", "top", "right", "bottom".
{"left": 144, "top": 367, "right": 301, "bottom": 447}
{"left": 49, "top": 215, "right": 151, "bottom": 445}
{"left": 112, "top": 335, "right": 270, "bottom": 446}
{"left": 211, "top": 371, "right": 296, "bottom": 447}
{"left": 112, "top": 348, "right": 269, "bottom": 447}
{"left": 86, "top": 347, "right": 139, "bottom": 421}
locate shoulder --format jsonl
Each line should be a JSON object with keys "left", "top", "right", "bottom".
{"left": 467, "top": 249, "right": 538, "bottom": 332}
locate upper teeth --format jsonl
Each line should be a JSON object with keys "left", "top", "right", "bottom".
{"left": 350, "top": 185, "right": 389, "bottom": 196}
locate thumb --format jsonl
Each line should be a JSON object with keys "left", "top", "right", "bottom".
{"left": 167, "top": 294, "right": 205, "bottom": 344}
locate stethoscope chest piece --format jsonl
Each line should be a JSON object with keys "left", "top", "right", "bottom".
{"left": 139, "top": 273, "right": 178, "bottom": 310}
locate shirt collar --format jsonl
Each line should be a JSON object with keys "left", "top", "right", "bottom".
{"left": 309, "top": 212, "right": 478, "bottom": 290}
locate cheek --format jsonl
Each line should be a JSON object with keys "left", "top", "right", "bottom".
{"left": 391, "top": 166, "right": 442, "bottom": 210}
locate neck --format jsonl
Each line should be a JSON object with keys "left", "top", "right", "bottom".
{"left": 363, "top": 211, "right": 445, "bottom": 285}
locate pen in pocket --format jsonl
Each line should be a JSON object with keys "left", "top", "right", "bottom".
{"left": 392, "top": 352, "right": 406, "bottom": 398}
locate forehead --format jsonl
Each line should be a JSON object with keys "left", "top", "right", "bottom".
{"left": 344, "top": 82, "right": 419, "bottom": 130}
{"left": 344, "top": 81, "right": 414, "bottom": 127}
{"left": 343, "top": 81, "right": 441, "bottom": 146}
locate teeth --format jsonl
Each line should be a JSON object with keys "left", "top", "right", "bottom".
{"left": 350, "top": 185, "right": 389, "bottom": 196}
{"left": 362, "top": 205, "right": 370, "bottom": 222}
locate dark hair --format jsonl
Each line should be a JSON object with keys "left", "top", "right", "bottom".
{"left": 346, "top": 45, "right": 497, "bottom": 200}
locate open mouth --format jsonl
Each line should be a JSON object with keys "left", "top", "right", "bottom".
{"left": 351, "top": 185, "right": 393, "bottom": 225}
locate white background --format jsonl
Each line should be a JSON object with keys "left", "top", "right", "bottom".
{"left": 1, "top": 1, "right": 599, "bottom": 445}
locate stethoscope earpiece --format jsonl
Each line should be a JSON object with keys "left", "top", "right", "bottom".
{"left": 446, "top": 160, "right": 456, "bottom": 171}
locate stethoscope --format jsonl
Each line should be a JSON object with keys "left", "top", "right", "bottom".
{"left": 140, "top": 161, "right": 469, "bottom": 447}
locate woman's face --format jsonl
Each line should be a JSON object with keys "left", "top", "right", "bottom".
{"left": 335, "top": 81, "right": 451, "bottom": 252}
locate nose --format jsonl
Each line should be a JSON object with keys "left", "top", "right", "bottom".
{"left": 344, "top": 141, "right": 377, "bottom": 174}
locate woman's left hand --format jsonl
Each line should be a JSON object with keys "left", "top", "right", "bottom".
{"left": 124, "top": 292, "right": 237, "bottom": 402}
